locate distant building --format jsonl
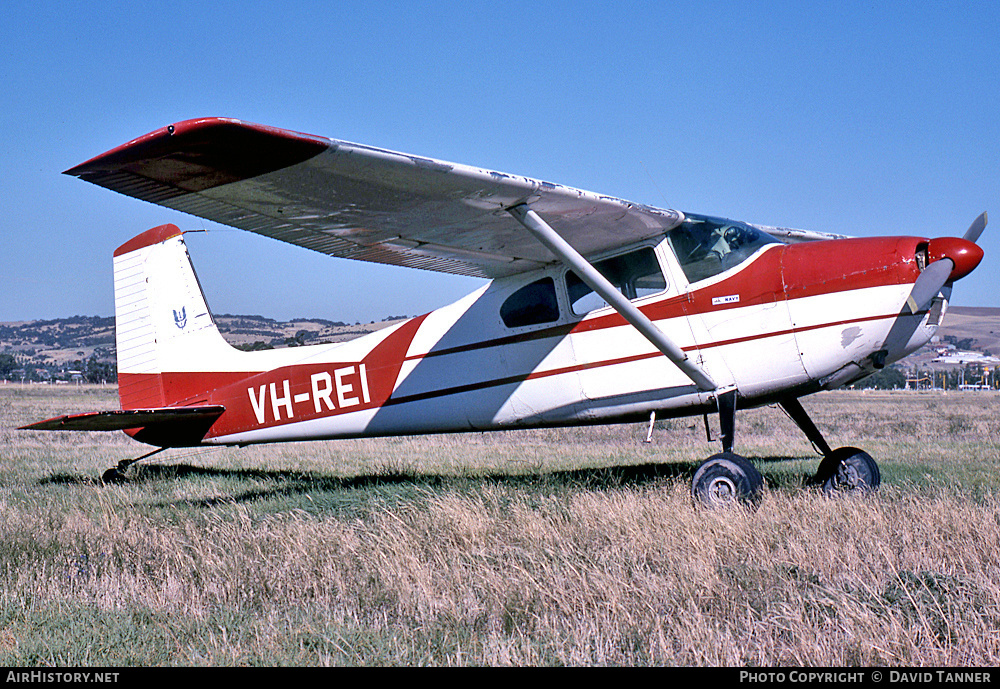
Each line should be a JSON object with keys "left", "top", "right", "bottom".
{"left": 932, "top": 352, "right": 1000, "bottom": 365}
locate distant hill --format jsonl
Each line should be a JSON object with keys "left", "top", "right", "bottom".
{"left": 211, "top": 313, "right": 408, "bottom": 350}
{"left": 0, "top": 314, "right": 407, "bottom": 382}
{"left": 938, "top": 306, "right": 1000, "bottom": 355}
{"left": 2, "top": 305, "right": 997, "bottom": 382}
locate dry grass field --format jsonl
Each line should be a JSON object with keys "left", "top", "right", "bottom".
{"left": 2, "top": 384, "right": 1000, "bottom": 666}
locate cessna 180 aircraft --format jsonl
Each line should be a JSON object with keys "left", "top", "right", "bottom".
{"left": 21, "top": 118, "right": 988, "bottom": 508}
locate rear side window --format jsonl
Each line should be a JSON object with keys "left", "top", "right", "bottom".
{"left": 500, "top": 277, "right": 560, "bottom": 328}
{"left": 566, "top": 247, "right": 666, "bottom": 316}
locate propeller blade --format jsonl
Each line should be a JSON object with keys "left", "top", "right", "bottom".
{"left": 905, "top": 257, "right": 954, "bottom": 314}
{"left": 963, "top": 211, "right": 988, "bottom": 243}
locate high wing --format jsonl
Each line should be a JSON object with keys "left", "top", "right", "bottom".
{"left": 65, "top": 118, "right": 685, "bottom": 278}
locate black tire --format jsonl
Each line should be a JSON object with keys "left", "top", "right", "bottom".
{"left": 101, "top": 467, "right": 127, "bottom": 485}
{"left": 691, "top": 452, "right": 764, "bottom": 510}
{"left": 817, "top": 446, "right": 881, "bottom": 494}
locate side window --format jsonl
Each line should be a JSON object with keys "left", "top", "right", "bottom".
{"left": 565, "top": 247, "right": 667, "bottom": 316}
{"left": 500, "top": 277, "right": 560, "bottom": 328}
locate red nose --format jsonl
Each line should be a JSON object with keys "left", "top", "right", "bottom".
{"left": 926, "top": 237, "right": 984, "bottom": 281}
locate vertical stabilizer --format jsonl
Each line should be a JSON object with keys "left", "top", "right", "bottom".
{"left": 113, "top": 225, "right": 237, "bottom": 409}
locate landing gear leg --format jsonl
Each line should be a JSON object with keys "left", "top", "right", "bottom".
{"left": 691, "top": 390, "right": 764, "bottom": 510}
{"left": 778, "top": 397, "right": 833, "bottom": 456}
{"left": 778, "top": 397, "right": 881, "bottom": 494}
{"left": 102, "top": 448, "right": 165, "bottom": 484}
{"left": 718, "top": 388, "right": 737, "bottom": 454}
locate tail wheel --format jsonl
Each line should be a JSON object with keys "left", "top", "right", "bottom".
{"left": 692, "top": 452, "right": 764, "bottom": 510}
{"left": 101, "top": 467, "right": 127, "bottom": 484}
{"left": 816, "top": 446, "right": 881, "bottom": 494}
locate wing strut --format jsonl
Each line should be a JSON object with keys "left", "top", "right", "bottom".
{"left": 508, "top": 204, "right": 717, "bottom": 392}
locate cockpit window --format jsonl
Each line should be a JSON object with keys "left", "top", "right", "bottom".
{"left": 500, "top": 277, "right": 560, "bottom": 328}
{"left": 666, "top": 214, "right": 780, "bottom": 284}
{"left": 566, "top": 247, "right": 667, "bottom": 316}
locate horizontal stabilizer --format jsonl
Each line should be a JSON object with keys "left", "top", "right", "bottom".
{"left": 20, "top": 406, "right": 225, "bottom": 447}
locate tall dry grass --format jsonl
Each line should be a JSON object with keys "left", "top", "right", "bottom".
{"left": 2, "top": 385, "right": 1000, "bottom": 665}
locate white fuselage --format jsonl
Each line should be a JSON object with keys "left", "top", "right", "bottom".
{"left": 111, "top": 229, "right": 941, "bottom": 447}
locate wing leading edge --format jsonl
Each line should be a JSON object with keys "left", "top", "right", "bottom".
{"left": 66, "top": 117, "right": 685, "bottom": 279}
{"left": 19, "top": 406, "right": 224, "bottom": 431}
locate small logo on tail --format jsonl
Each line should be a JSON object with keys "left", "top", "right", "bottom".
{"left": 173, "top": 307, "right": 187, "bottom": 329}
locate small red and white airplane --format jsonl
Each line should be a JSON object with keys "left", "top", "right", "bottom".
{"left": 22, "top": 118, "right": 987, "bottom": 507}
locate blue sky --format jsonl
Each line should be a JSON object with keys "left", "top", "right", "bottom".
{"left": 2, "top": 1, "right": 998, "bottom": 323}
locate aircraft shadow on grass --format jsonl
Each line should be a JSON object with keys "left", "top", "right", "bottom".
{"left": 39, "top": 454, "right": 815, "bottom": 509}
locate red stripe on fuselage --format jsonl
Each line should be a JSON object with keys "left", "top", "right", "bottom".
{"left": 405, "top": 237, "right": 924, "bottom": 362}
{"left": 129, "top": 237, "right": 922, "bottom": 440}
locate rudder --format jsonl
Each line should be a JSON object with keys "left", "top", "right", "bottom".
{"left": 113, "top": 224, "right": 237, "bottom": 409}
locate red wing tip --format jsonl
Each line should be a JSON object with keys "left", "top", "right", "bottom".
{"left": 64, "top": 117, "right": 332, "bottom": 178}
{"left": 63, "top": 118, "right": 222, "bottom": 176}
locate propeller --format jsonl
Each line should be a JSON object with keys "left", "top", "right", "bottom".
{"left": 906, "top": 214, "right": 987, "bottom": 314}
{"left": 874, "top": 213, "right": 987, "bottom": 367}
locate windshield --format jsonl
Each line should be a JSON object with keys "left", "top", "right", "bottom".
{"left": 666, "top": 214, "right": 780, "bottom": 284}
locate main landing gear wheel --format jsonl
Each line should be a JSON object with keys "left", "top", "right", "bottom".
{"left": 691, "top": 452, "right": 764, "bottom": 510}
{"left": 815, "top": 446, "right": 881, "bottom": 495}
